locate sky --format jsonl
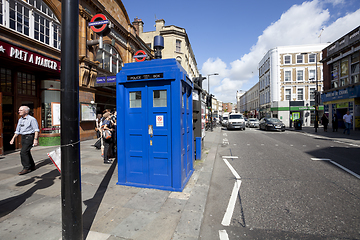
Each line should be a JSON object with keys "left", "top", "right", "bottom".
{"left": 122, "top": 0, "right": 360, "bottom": 103}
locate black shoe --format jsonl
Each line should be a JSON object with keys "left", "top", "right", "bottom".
{"left": 30, "top": 166, "right": 36, "bottom": 171}
{"left": 104, "top": 160, "right": 112, "bottom": 164}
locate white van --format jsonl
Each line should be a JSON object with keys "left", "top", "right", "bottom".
{"left": 222, "top": 112, "right": 229, "bottom": 127}
{"left": 227, "top": 113, "right": 246, "bottom": 130}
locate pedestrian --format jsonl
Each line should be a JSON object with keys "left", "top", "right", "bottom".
{"left": 321, "top": 113, "right": 328, "bottom": 132}
{"left": 332, "top": 113, "right": 338, "bottom": 132}
{"left": 101, "top": 112, "right": 113, "bottom": 164}
{"left": 9, "top": 106, "right": 40, "bottom": 175}
{"left": 95, "top": 114, "right": 102, "bottom": 138}
{"left": 343, "top": 111, "right": 353, "bottom": 135}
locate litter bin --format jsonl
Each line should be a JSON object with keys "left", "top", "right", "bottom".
{"left": 294, "top": 119, "right": 302, "bottom": 130}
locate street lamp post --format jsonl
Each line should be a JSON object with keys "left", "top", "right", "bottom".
{"left": 314, "top": 53, "right": 319, "bottom": 133}
{"left": 207, "top": 73, "right": 219, "bottom": 132}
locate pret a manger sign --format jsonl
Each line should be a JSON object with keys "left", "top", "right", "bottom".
{"left": 0, "top": 40, "right": 60, "bottom": 73}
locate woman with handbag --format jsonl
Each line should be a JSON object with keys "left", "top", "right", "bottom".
{"left": 101, "top": 112, "right": 113, "bottom": 164}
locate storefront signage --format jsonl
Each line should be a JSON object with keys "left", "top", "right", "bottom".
{"left": 127, "top": 73, "right": 163, "bottom": 81}
{"left": 96, "top": 75, "right": 116, "bottom": 84}
{"left": 0, "top": 40, "right": 60, "bottom": 72}
{"left": 322, "top": 85, "right": 360, "bottom": 102}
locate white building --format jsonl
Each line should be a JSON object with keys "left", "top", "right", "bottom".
{"left": 258, "top": 43, "right": 329, "bottom": 127}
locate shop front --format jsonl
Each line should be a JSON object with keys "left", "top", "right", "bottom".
{"left": 322, "top": 85, "right": 360, "bottom": 130}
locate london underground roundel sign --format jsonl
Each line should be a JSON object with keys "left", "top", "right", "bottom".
{"left": 134, "top": 50, "right": 147, "bottom": 62}
{"left": 89, "top": 14, "right": 109, "bottom": 33}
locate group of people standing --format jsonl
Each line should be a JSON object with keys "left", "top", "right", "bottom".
{"left": 320, "top": 111, "right": 353, "bottom": 134}
{"left": 95, "top": 109, "right": 117, "bottom": 164}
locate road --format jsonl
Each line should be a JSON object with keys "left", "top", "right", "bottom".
{"left": 200, "top": 127, "right": 360, "bottom": 240}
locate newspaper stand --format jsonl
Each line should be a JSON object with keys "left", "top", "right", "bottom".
{"left": 116, "top": 59, "right": 194, "bottom": 191}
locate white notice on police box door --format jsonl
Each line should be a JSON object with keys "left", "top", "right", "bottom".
{"left": 156, "top": 115, "right": 164, "bottom": 127}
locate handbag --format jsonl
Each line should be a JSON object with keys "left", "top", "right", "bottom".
{"left": 103, "top": 130, "right": 112, "bottom": 139}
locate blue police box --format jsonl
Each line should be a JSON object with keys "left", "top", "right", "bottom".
{"left": 116, "top": 58, "right": 194, "bottom": 191}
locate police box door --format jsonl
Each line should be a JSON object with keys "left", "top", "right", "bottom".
{"left": 124, "top": 83, "right": 172, "bottom": 187}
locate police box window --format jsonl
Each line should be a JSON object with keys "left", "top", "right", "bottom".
{"left": 130, "top": 91, "right": 141, "bottom": 108}
{"left": 153, "top": 90, "right": 167, "bottom": 107}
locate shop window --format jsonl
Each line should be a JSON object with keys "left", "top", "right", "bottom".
{"left": 285, "top": 71, "right": 291, "bottom": 82}
{"left": 17, "top": 72, "right": 36, "bottom": 96}
{"left": 129, "top": 91, "right": 141, "bottom": 108}
{"left": 41, "top": 87, "right": 60, "bottom": 134}
{"left": 2, "top": 0, "right": 60, "bottom": 49}
{"left": 153, "top": 90, "right": 167, "bottom": 107}
{"left": 96, "top": 44, "right": 122, "bottom": 74}
{"left": 0, "top": 68, "right": 12, "bottom": 93}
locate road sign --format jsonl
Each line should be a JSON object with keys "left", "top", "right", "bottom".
{"left": 89, "top": 14, "right": 109, "bottom": 33}
{"left": 134, "top": 50, "right": 147, "bottom": 62}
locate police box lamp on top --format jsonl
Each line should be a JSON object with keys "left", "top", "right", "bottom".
{"left": 154, "top": 35, "right": 164, "bottom": 59}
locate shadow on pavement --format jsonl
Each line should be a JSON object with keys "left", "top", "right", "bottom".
{"left": 82, "top": 159, "right": 117, "bottom": 239}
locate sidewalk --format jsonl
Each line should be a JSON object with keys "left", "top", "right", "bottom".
{"left": 0, "top": 126, "right": 221, "bottom": 240}
{"left": 286, "top": 126, "right": 360, "bottom": 145}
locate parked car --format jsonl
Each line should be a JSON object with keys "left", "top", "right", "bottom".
{"left": 222, "top": 115, "right": 229, "bottom": 127}
{"left": 259, "top": 118, "right": 285, "bottom": 131}
{"left": 246, "top": 118, "right": 260, "bottom": 128}
{"left": 227, "top": 113, "right": 246, "bottom": 130}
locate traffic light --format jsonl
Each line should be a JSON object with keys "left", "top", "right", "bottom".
{"left": 206, "top": 95, "right": 211, "bottom": 107}
{"left": 314, "top": 91, "right": 321, "bottom": 106}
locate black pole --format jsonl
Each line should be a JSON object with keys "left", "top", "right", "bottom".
{"left": 61, "top": 0, "right": 82, "bottom": 239}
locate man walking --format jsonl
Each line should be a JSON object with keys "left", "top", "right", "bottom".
{"left": 10, "top": 106, "right": 40, "bottom": 175}
{"left": 343, "top": 111, "right": 353, "bottom": 135}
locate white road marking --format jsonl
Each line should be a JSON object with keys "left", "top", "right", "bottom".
{"left": 221, "top": 179, "right": 242, "bottom": 226}
{"left": 223, "top": 133, "right": 227, "bottom": 136}
{"left": 223, "top": 138, "right": 229, "bottom": 145}
{"left": 290, "top": 144, "right": 294, "bottom": 146}
{"left": 223, "top": 159, "right": 241, "bottom": 179}
{"left": 311, "top": 158, "right": 360, "bottom": 179}
{"left": 223, "top": 156, "right": 239, "bottom": 159}
{"left": 219, "top": 230, "right": 229, "bottom": 240}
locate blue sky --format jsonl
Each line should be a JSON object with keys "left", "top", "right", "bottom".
{"left": 122, "top": 0, "right": 360, "bottom": 103}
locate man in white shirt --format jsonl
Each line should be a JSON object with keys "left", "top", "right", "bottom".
{"left": 343, "top": 111, "right": 353, "bottom": 135}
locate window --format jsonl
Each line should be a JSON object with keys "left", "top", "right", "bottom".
{"left": 0, "top": 68, "right": 12, "bottom": 93}
{"left": 297, "top": 70, "right": 303, "bottom": 81}
{"left": 153, "top": 90, "right": 167, "bottom": 107}
{"left": 176, "top": 40, "right": 181, "bottom": 52}
{"left": 17, "top": 72, "right": 36, "bottom": 96}
{"left": 96, "top": 44, "right": 122, "bottom": 74}
{"left": 129, "top": 91, "right": 141, "bottom": 108}
{"left": 309, "top": 54, "right": 316, "bottom": 63}
{"left": 310, "top": 88, "right": 316, "bottom": 100}
{"left": 297, "top": 88, "right": 303, "bottom": 100}
{"left": 340, "top": 58, "right": 349, "bottom": 86}
{"left": 351, "top": 52, "right": 359, "bottom": 84}
{"left": 284, "top": 55, "right": 291, "bottom": 64}
{"left": 284, "top": 71, "right": 291, "bottom": 82}
{"left": 285, "top": 89, "right": 291, "bottom": 100}
{"left": 331, "top": 62, "right": 339, "bottom": 88}
{"left": 2, "top": 0, "right": 60, "bottom": 49}
{"left": 296, "top": 55, "right": 303, "bottom": 64}
{"left": 309, "top": 69, "right": 315, "bottom": 81}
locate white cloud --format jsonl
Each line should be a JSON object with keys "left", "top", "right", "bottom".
{"left": 201, "top": 0, "right": 360, "bottom": 103}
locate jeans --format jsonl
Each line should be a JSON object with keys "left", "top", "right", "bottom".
{"left": 343, "top": 122, "right": 351, "bottom": 135}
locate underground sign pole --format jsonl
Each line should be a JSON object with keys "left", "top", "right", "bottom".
{"left": 61, "top": 0, "right": 83, "bottom": 239}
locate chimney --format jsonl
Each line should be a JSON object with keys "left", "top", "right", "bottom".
{"left": 155, "top": 19, "right": 165, "bottom": 33}
{"left": 132, "top": 17, "right": 144, "bottom": 35}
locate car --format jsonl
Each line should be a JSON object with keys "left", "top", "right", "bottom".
{"left": 227, "top": 113, "right": 246, "bottom": 130}
{"left": 222, "top": 115, "right": 229, "bottom": 127}
{"left": 246, "top": 118, "right": 260, "bottom": 128}
{"left": 259, "top": 117, "right": 285, "bottom": 131}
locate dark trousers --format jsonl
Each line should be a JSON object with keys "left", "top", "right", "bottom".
{"left": 20, "top": 134, "right": 35, "bottom": 170}
{"left": 103, "top": 138, "right": 112, "bottom": 162}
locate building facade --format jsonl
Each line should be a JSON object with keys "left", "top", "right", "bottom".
{"left": 245, "top": 82, "right": 259, "bottom": 118}
{"left": 0, "top": 0, "right": 152, "bottom": 153}
{"left": 321, "top": 25, "right": 360, "bottom": 130}
{"left": 133, "top": 18, "right": 199, "bottom": 80}
{"left": 258, "top": 44, "right": 329, "bottom": 127}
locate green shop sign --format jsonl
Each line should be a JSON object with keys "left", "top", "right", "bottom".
{"left": 271, "top": 106, "right": 324, "bottom": 111}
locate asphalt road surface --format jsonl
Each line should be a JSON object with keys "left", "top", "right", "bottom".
{"left": 200, "top": 127, "right": 360, "bottom": 240}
